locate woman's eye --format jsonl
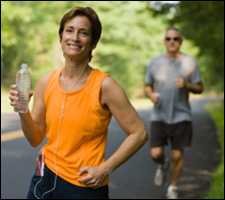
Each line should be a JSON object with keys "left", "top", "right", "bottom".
{"left": 66, "top": 29, "right": 73, "bottom": 33}
{"left": 80, "top": 31, "right": 89, "bottom": 36}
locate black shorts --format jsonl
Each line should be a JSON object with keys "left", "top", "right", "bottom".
{"left": 149, "top": 121, "right": 193, "bottom": 150}
{"left": 27, "top": 165, "right": 109, "bottom": 199}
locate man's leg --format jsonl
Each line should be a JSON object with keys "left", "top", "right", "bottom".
{"left": 150, "top": 147, "right": 170, "bottom": 186}
{"left": 149, "top": 121, "right": 170, "bottom": 186}
{"left": 167, "top": 149, "right": 183, "bottom": 199}
{"left": 150, "top": 146, "right": 165, "bottom": 165}
{"left": 170, "top": 149, "right": 183, "bottom": 186}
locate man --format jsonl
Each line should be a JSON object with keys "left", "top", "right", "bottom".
{"left": 145, "top": 27, "right": 204, "bottom": 199}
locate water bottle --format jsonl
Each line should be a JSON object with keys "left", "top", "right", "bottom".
{"left": 15, "top": 63, "right": 31, "bottom": 113}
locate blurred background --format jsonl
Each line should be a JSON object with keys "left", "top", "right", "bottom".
{"left": 1, "top": 1, "right": 224, "bottom": 199}
{"left": 2, "top": 1, "right": 224, "bottom": 97}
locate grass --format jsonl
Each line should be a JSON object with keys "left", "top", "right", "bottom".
{"left": 205, "top": 102, "right": 224, "bottom": 199}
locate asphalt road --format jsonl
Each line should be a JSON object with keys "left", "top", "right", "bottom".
{"left": 1, "top": 97, "right": 222, "bottom": 199}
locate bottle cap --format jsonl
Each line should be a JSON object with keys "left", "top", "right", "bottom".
{"left": 21, "top": 63, "right": 28, "bottom": 69}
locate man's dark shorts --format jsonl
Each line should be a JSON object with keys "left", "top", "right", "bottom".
{"left": 149, "top": 121, "right": 193, "bottom": 150}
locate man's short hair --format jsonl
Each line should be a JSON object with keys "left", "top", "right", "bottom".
{"left": 166, "top": 27, "right": 183, "bottom": 39}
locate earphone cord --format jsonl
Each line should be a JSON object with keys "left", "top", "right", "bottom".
{"left": 33, "top": 95, "right": 66, "bottom": 199}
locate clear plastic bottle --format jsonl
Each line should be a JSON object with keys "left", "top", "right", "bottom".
{"left": 15, "top": 63, "right": 31, "bottom": 113}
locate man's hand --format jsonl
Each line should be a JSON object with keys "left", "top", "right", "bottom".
{"left": 150, "top": 92, "right": 160, "bottom": 105}
{"left": 78, "top": 165, "right": 108, "bottom": 188}
{"left": 176, "top": 77, "right": 204, "bottom": 94}
{"left": 176, "top": 77, "right": 187, "bottom": 89}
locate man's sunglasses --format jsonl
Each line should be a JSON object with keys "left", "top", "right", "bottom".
{"left": 165, "top": 37, "right": 181, "bottom": 42}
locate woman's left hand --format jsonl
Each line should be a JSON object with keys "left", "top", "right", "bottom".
{"left": 78, "top": 166, "right": 108, "bottom": 188}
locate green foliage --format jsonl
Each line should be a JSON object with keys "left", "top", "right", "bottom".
{"left": 3, "top": 1, "right": 224, "bottom": 95}
{"left": 90, "top": 2, "right": 167, "bottom": 95}
{"left": 174, "top": 1, "right": 224, "bottom": 91}
{"left": 2, "top": 1, "right": 58, "bottom": 87}
{"left": 2, "top": 1, "right": 169, "bottom": 96}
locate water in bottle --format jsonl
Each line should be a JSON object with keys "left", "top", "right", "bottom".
{"left": 15, "top": 63, "right": 31, "bottom": 113}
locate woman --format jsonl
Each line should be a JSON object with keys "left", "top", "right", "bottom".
{"left": 9, "top": 7, "right": 147, "bottom": 199}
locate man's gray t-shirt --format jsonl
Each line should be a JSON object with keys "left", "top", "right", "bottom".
{"left": 145, "top": 53, "right": 202, "bottom": 124}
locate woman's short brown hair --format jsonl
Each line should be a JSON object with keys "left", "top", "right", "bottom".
{"left": 59, "top": 7, "right": 102, "bottom": 48}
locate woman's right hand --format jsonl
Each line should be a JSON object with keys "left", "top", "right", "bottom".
{"left": 9, "top": 84, "right": 33, "bottom": 112}
{"left": 9, "top": 84, "right": 20, "bottom": 112}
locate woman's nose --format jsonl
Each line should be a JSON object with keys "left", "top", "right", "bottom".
{"left": 73, "top": 31, "right": 79, "bottom": 41}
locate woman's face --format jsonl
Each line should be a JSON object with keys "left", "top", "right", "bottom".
{"left": 60, "top": 16, "right": 93, "bottom": 60}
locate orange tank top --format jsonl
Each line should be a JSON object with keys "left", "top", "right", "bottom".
{"left": 43, "top": 67, "right": 112, "bottom": 187}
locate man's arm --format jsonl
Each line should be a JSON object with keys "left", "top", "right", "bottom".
{"left": 176, "top": 78, "right": 204, "bottom": 94}
{"left": 144, "top": 84, "right": 160, "bottom": 104}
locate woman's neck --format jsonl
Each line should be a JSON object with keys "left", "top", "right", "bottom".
{"left": 63, "top": 57, "right": 90, "bottom": 79}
